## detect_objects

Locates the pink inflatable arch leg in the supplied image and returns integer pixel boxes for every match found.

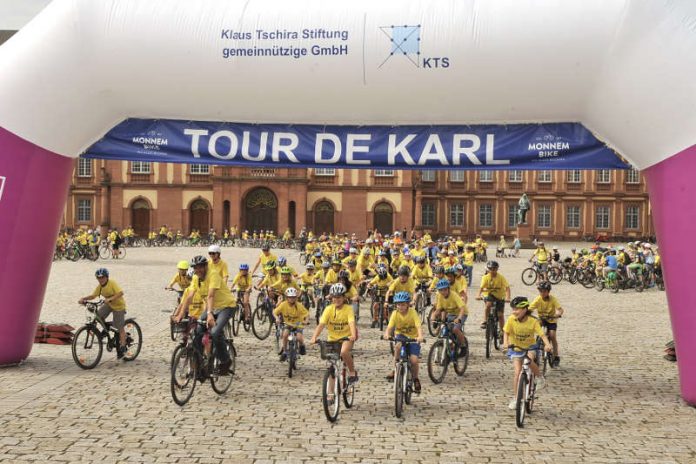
[0,127,73,364]
[644,145,696,406]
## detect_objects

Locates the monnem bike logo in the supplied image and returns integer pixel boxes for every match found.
[132,130,169,154]
[378,25,449,69]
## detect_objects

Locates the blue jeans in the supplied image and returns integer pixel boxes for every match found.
[197,307,233,363]
[465,266,473,287]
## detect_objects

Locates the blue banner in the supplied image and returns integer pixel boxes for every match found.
[84,119,629,169]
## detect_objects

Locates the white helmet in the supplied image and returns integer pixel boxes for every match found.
[208,244,221,254]
[285,287,298,298]
[349,247,358,254]
[330,283,347,296]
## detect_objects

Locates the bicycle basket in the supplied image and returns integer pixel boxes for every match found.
[320,341,342,360]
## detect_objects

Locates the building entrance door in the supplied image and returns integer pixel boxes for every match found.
[131,199,150,238]
[314,201,334,234]
[244,188,278,233]
[374,202,393,235]
[189,199,210,233]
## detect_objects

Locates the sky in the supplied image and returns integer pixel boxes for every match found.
[0,0,51,30]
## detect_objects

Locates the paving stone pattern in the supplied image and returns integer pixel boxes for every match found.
[1,245,694,463]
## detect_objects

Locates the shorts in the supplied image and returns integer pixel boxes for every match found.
[485,296,505,313]
[285,326,304,335]
[446,313,467,332]
[507,343,539,359]
[394,335,421,356]
[97,303,126,330]
[541,319,558,331]
[537,263,549,273]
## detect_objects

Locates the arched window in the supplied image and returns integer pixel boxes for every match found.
[314,201,334,234]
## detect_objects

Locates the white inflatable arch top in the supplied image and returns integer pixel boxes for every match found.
[1,0,696,405]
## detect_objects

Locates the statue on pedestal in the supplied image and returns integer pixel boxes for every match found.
[517,193,531,225]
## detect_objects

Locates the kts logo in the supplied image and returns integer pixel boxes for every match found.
[378,25,450,69]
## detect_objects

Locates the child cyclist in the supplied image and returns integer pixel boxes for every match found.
[502,296,552,410]
[231,264,253,323]
[166,260,192,296]
[430,278,468,351]
[274,287,309,361]
[367,265,394,328]
[311,283,359,385]
[383,291,424,393]
[529,281,564,367]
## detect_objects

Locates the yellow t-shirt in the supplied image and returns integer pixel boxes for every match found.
[231,272,252,291]
[183,286,204,319]
[271,278,301,296]
[412,265,433,282]
[192,271,236,311]
[324,269,340,285]
[259,252,278,273]
[208,259,230,281]
[273,301,309,327]
[529,295,562,323]
[388,278,416,295]
[369,274,393,290]
[260,272,281,288]
[503,315,544,351]
[463,251,475,267]
[298,272,316,287]
[479,273,509,300]
[533,248,549,264]
[320,304,355,342]
[168,272,191,290]
[90,279,126,311]
[347,268,362,286]
[453,276,467,294]
[388,308,421,339]
[435,291,467,316]
[343,284,358,300]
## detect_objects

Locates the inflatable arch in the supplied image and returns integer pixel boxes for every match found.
[1,0,695,404]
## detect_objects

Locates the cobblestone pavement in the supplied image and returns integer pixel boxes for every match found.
[1,245,694,463]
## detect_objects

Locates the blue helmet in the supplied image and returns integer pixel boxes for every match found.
[95,268,109,278]
[278,256,287,266]
[394,291,412,303]
[436,278,450,290]
[239,263,249,270]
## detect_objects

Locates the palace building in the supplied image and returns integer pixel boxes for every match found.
[65,160,653,240]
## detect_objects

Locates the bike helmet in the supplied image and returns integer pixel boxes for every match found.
[444,266,456,275]
[415,256,426,264]
[486,260,499,270]
[537,281,552,292]
[455,264,464,272]
[433,265,445,274]
[349,247,358,254]
[329,283,346,296]
[280,266,292,274]
[264,261,276,271]
[393,291,412,304]
[398,266,411,276]
[95,268,109,278]
[261,244,270,251]
[190,255,208,267]
[363,248,371,255]
[436,278,450,290]
[321,261,330,269]
[510,296,530,309]
[278,256,287,266]
[285,287,298,298]
[331,259,341,266]
[208,244,221,254]
[348,259,357,266]
[239,263,249,271]
[338,270,350,280]
[177,260,189,270]
[306,263,315,270]
[377,266,388,278]
[314,250,323,257]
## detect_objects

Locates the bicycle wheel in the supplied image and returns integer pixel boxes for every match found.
[72,325,103,369]
[122,319,142,361]
[87,248,99,261]
[515,373,528,427]
[581,273,596,289]
[99,246,110,260]
[427,340,448,384]
[404,367,413,405]
[485,322,493,359]
[322,368,340,422]
[595,279,605,292]
[521,268,538,286]
[231,307,240,337]
[274,323,281,354]
[251,305,272,340]
[117,247,126,259]
[170,318,177,341]
[542,351,549,377]
[548,267,562,285]
[526,375,536,413]
[171,345,197,406]
[427,306,439,337]
[211,342,235,395]
[394,364,405,418]
[378,303,386,331]
[343,378,355,409]
[453,338,469,376]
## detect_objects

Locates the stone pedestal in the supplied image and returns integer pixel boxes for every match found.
[516,223,532,247]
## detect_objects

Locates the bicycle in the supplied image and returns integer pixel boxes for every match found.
[414,282,431,324]
[595,269,620,293]
[318,339,355,422]
[538,322,560,376]
[479,295,504,358]
[72,300,142,369]
[508,344,541,428]
[166,288,184,341]
[251,287,275,340]
[426,321,468,384]
[387,338,425,418]
[521,262,553,286]
[284,323,305,378]
[231,290,251,336]
[170,317,236,406]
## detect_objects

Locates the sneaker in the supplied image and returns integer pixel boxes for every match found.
[536,376,546,390]
[371,320,378,329]
[299,345,306,356]
[279,352,287,362]
[386,372,395,382]
[553,356,561,367]
[413,378,422,394]
[508,399,517,410]
[480,321,487,329]
[347,374,359,385]
[116,346,125,360]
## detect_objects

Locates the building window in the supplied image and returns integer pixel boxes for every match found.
[566,170,581,183]
[508,204,520,228]
[537,205,552,228]
[596,206,611,229]
[538,170,552,183]
[479,204,493,228]
[315,168,336,176]
[374,169,394,177]
[566,206,581,229]
[422,203,436,227]
[190,164,210,174]
[449,170,465,182]
[479,170,493,182]
[597,169,611,184]
[508,170,523,182]
[625,169,640,184]
[131,162,151,174]
[625,205,640,229]
[77,199,92,222]
[77,158,92,177]
[449,204,464,227]
[421,171,435,182]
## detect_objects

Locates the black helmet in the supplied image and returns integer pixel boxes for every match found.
[486,260,499,270]
[398,266,411,277]
[537,281,552,291]
[510,296,530,309]
[338,270,350,280]
[190,255,208,267]
[433,265,445,274]
[95,268,109,278]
